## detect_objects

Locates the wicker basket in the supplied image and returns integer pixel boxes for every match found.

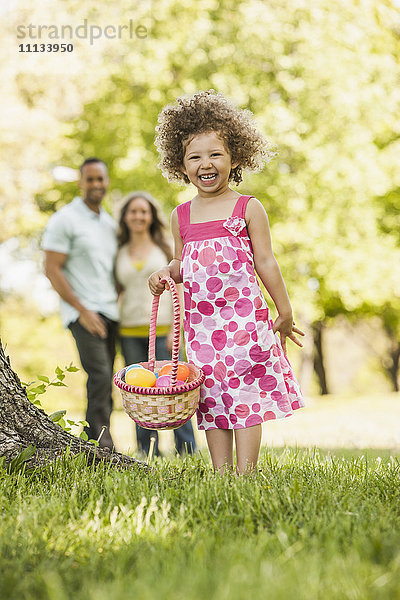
[113,276,204,430]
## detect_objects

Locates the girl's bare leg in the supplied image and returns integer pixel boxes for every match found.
[205,429,234,473]
[234,424,262,474]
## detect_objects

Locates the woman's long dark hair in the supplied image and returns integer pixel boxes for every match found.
[117,191,173,262]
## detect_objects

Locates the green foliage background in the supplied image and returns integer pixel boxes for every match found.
[2,0,400,388]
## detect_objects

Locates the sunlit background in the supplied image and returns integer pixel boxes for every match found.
[1,0,399,454]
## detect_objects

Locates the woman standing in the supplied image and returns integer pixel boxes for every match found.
[115,191,196,457]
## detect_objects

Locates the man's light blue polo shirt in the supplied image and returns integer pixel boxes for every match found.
[41,197,119,328]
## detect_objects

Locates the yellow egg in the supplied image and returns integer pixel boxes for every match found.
[125,368,157,387]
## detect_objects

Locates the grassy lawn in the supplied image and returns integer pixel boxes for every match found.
[2,298,400,598]
[1,448,399,600]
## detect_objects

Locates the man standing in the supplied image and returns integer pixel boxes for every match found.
[42,158,118,449]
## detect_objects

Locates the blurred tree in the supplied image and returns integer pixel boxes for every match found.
[1,0,150,239]
[380,305,400,392]
[373,187,400,390]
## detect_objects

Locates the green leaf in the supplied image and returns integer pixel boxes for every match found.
[37,375,50,383]
[7,445,36,474]
[66,364,79,372]
[29,384,46,395]
[49,410,67,423]
[50,381,67,387]
[79,431,89,441]
[55,366,65,380]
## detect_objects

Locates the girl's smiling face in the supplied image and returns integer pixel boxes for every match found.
[181,131,238,197]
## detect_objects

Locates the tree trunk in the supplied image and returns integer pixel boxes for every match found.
[312,320,329,395]
[381,326,400,392]
[0,338,147,471]
[296,316,314,397]
[388,347,400,392]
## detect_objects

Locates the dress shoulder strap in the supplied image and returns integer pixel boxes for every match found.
[232,195,254,219]
[176,200,191,238]
[176,200,190,224]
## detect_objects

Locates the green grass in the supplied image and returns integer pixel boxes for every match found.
[1,448,400,600]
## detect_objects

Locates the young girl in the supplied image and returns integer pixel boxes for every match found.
[149,90,304,474]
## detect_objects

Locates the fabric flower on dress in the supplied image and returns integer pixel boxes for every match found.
[223,216,247,236]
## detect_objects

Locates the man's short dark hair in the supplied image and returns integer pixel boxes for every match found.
[79,157,107,173]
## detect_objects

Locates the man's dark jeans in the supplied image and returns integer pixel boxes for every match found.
[69,314,118,448]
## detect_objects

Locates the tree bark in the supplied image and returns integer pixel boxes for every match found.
[381,325,400,392]
[387,347,400,392]
[0,338,148,471]
[312,320,329,395]
[296,315,313,397]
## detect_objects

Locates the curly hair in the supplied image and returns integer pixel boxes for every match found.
[117,191,172,262]
[155,90,275,185]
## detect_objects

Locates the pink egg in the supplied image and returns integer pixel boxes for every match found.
[155,375,185,388]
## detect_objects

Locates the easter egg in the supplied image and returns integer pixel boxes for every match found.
[155,375,185,388]
[158,362,190,382]
[125,368,156,387]
[125,363,142,373]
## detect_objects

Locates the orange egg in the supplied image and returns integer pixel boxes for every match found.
[125,368,157,387]
[158,362,190,382]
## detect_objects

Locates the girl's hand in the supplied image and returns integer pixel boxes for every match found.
[148,268,171,296]
[273,315,305,356]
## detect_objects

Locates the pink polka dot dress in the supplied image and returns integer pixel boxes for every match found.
[177,195,304,430]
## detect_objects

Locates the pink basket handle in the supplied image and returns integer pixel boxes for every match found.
[148,276,181,385]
